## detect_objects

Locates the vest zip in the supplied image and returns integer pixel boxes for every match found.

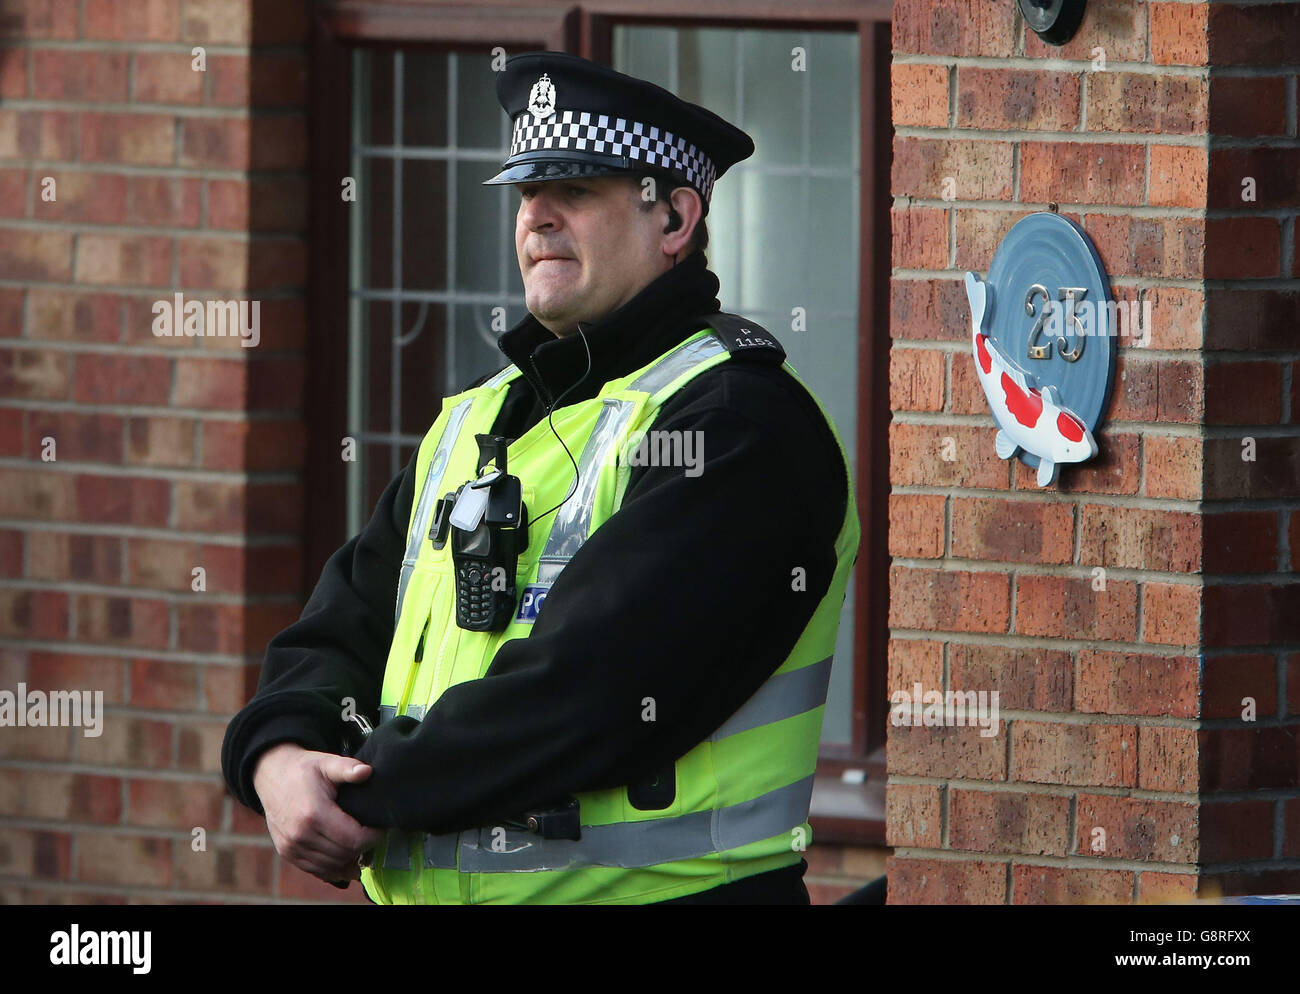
[400,614,431,716]
[430,621,463,723]
[528,320,593,415]
[528,353,555,411]
[414,617,430,662]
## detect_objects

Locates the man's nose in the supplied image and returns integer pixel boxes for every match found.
[519,187,560,230]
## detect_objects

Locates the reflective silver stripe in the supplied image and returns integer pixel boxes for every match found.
[709,657,833,742]
[395,398,474,623]
[418,775,814,872]
[405,705,425,721]
[378,704,397,725]
[534,397,637,587]
[383,832,412,870]
[484,365,520,390]
[629,332,725,396]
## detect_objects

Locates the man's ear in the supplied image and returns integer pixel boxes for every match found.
[663,186,702,256]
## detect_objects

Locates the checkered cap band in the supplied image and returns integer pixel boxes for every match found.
[508,110,719,203]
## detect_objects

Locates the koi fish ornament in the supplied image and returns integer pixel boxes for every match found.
[965,271,1097,487]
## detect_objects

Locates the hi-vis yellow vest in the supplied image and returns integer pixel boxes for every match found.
[360,319,860,905]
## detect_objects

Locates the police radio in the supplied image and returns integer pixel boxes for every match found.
[428,434,529,632]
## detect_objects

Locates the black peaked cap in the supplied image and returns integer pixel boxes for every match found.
[482,51,754,215]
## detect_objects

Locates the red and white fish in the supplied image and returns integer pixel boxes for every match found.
[965,271,1097,487]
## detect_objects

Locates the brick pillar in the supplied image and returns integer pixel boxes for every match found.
[887,0,1299,903]
[1199,1,1300,896]
[0,0,330,901]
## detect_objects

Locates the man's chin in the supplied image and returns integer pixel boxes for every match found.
[526,290,578,323]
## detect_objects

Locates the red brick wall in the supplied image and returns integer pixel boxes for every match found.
[887,0,1300,903]
[0,0,334,901]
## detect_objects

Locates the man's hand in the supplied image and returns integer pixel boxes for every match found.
[253,742,386,885]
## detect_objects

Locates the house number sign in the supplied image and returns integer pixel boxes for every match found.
[965,211,1117,487]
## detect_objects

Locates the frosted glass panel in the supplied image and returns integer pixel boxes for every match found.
[740,32,805,167]
[615,26,675,84]
[808,35,859,169]
[807,175,859,304]
[689,31,740,124]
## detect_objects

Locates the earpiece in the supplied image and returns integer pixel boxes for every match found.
[663,208,682,234]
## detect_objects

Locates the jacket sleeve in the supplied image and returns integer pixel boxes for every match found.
[334,362,849,833]
[219,450,415,814]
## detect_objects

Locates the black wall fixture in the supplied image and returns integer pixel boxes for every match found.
[1018,0,1087,46]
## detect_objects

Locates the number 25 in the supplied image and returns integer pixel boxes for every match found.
[1024,285,1087,363]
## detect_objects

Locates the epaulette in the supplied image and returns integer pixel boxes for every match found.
[697,311,787,364]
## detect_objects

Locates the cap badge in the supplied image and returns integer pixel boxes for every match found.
[527,72,556,122]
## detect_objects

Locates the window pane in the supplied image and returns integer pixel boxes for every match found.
[612,26,675,85]
[739,31,805,168]
[360,156,392,290]
[401,158,448,292]
[807,175,858,305]
[808,33,858,170]
[361,50,393,147]
[457,53,504,151]
[738,169,805,312]
[404,51,448,148]
[455,159,504,296]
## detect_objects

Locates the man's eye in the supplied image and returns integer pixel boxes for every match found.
[518,185,586,201]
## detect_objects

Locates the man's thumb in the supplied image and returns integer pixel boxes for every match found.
[322,755,373,784]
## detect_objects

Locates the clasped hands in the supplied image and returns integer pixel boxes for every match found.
[252,742,385,886]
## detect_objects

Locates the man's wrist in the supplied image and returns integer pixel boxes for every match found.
[252,741,305,799]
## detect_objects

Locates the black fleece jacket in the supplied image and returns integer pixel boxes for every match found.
[220,251,849,904]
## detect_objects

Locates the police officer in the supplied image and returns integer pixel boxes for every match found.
[221,51,859,905]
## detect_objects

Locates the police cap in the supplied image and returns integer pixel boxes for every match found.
[482,51,754,215]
